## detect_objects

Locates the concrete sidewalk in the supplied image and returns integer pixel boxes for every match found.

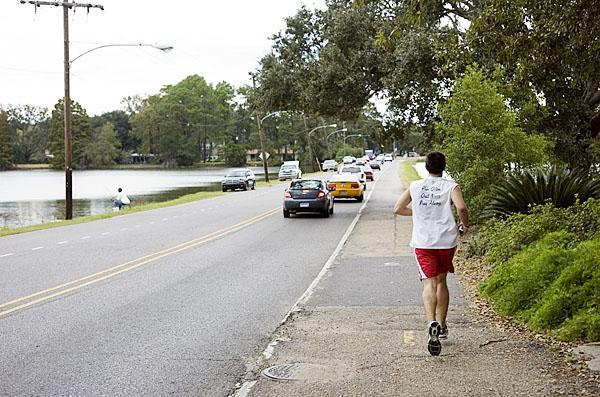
[234,161,595,396]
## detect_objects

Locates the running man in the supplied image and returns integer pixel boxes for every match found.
[394,152,469,356]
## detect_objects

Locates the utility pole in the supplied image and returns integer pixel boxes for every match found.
[251,76,270,182]
[20,1,104,220]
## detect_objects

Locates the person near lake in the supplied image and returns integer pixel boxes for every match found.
[114,187,131,210]
[393,152,469,356]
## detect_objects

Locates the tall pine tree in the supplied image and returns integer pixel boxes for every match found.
[0,111,14,170]
[48,99,92,169]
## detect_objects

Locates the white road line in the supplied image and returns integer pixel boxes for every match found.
[0,253,14,258]
[120,228,128,232]
[101,232,110,235]
[172,215,179,219]
[81,236,91,240]
[161,218,168,221]
[57,241,68,245]
[32,247,44,251]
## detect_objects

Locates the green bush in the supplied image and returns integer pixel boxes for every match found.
[480,232,576,317]
[466,198,600,266]
[481,235,600,342]
[531,238,600,341]
[483,166,600,219]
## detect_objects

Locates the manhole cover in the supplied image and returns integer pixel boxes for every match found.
[262,363,330,381]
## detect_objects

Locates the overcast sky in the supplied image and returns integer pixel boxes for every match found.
[0,0,323,116]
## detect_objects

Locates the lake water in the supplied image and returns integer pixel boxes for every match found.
[0,167,278,229]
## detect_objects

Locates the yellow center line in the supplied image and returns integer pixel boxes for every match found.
[0,207,280,318]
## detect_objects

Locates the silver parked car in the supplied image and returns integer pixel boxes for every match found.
[322,159,338,171]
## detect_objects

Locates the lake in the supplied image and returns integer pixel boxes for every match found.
[0,167,278,229]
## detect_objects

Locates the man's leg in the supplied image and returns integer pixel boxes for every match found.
[422,278,438,322]
[435,272,449,326]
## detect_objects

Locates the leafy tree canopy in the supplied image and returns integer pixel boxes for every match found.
[47,99,92,169]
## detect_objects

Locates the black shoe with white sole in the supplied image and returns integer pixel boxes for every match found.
[439,324,448,340]
[427,321,442,356]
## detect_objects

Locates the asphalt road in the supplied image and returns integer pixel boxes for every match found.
[0,165,394,396]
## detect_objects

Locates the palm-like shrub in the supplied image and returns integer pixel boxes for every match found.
[483,166,600,219]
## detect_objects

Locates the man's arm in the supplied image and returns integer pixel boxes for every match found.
[394,189,412,216]
[451,185,469,234]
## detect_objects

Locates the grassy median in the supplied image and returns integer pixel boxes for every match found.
[398,159,422,188]
[0,191,223,238]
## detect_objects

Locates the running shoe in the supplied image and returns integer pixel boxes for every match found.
[439,324,448,340]
[427,321,442,356]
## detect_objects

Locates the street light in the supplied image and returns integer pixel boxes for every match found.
[326,128,348,141]
[62,42,172,219]
[307,124,336,171]
[254,110,290,182]
[70,43,173,64]
[343,134,364,143]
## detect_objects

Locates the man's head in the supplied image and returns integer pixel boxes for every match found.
[425,152,446,175]
[118,188,122,193]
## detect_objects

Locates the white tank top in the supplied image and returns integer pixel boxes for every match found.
[409,176,458,249]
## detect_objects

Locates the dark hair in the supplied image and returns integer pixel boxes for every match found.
[425,152,446,175]
[118,188,122,192]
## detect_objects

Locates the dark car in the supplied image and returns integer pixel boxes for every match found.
[222,169,256,191]
[283,179,334,218]
[369,160,380,170]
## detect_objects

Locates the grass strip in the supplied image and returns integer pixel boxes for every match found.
[0,191,224,238]
[398,160,422,188]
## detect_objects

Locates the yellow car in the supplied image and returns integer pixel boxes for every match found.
[327,174,364,202]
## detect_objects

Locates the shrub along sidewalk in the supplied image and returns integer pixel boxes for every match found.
[463,199,600,343]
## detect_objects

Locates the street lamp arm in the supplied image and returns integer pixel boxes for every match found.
[308,123,337,136]
[343,134,364,143]
[70,43,173,65]
[326,128,348,140]
[260,110,291,123]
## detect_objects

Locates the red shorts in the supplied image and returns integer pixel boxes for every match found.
[414,248,456,280]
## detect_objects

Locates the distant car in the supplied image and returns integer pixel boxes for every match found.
[327,174,364,202]
[279,161,302,180]
[356,158,367,166]
[222,169,256,191]
[384,154,393,162]
[283,179,334,218]
[339,165,367,189]
[322,159,338,171]
[408,151,419,157]
[376,154,385,164]
[342,156,356,164]
[369,160,381,170]
[362,164,374,181]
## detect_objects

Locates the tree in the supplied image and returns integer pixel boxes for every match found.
[91,111,137,155]
[254,3,384,119]
[84,122,121,168]
[47,99,92,169]
[5,105,49,163]
[221,143,247,167]
[436,68,550,219]
[0,111,14,170]
[131,75,235,167]
[468,0,600,167]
